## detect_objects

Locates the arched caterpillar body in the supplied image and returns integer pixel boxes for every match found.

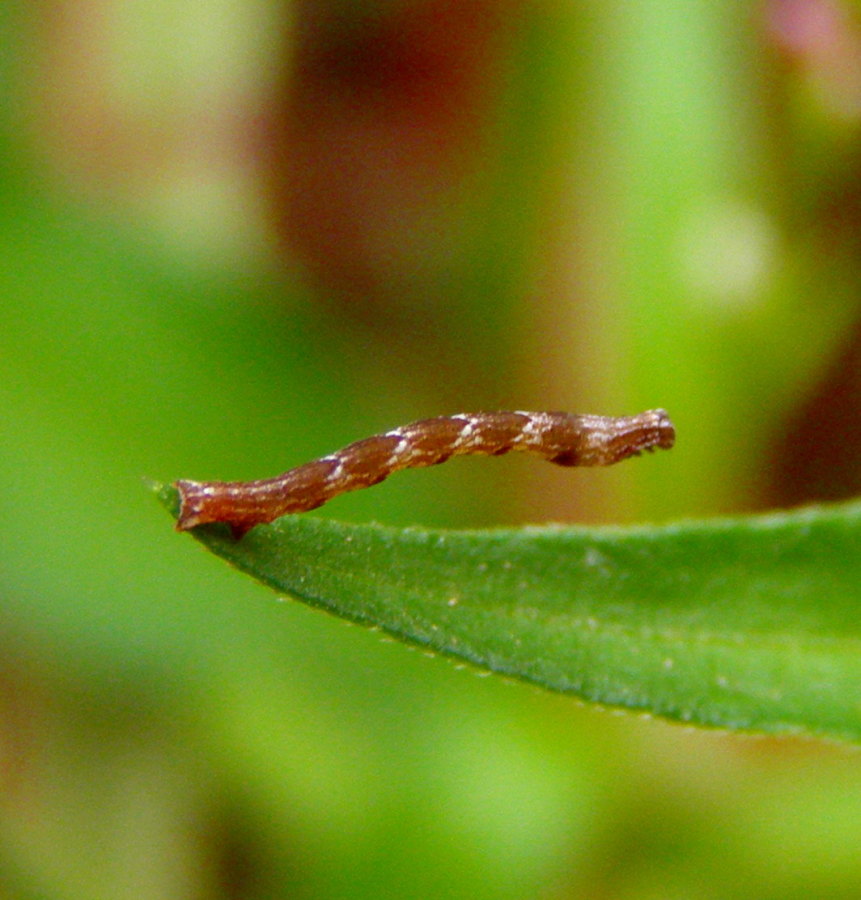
[175,409,675,538]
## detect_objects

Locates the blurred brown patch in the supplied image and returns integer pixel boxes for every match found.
[268,0,517,317]
[770,319,861,505]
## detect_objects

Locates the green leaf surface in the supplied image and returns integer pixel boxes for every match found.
[158,484,861,743]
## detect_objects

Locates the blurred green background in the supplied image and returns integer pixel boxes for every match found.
[4,0,861,896]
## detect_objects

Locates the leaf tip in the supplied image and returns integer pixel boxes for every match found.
[148,478,181,521]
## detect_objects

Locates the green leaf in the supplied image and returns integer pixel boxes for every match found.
[157,484,861,743]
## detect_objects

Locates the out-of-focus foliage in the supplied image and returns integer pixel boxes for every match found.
[4,1,861,898]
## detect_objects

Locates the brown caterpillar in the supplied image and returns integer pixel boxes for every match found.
[176,409,675,538]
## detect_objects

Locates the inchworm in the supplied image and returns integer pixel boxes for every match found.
[175,409,675,538]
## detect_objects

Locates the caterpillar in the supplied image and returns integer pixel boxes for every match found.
[175,409,675,538]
